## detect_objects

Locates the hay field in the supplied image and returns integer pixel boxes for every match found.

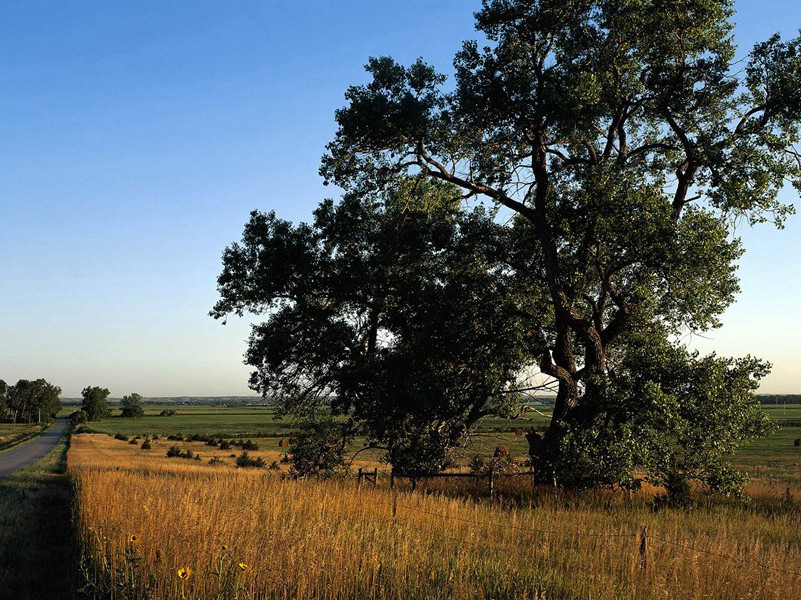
[70,434,801,599]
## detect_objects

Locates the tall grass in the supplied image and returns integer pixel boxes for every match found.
[70,434,801,599]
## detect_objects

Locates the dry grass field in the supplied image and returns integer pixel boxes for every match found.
[69,433,801,600]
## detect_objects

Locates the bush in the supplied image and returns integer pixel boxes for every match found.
[141,438,152,450]
[468,454,486,475]
[206,438,219,447]
[159,409,176,417]
[114,433,128,442]
[208,457,225,465]
[128,438,138,445]
[219,440,231,450]
[166,445,181,458]
[69,410,89,425]
[241,439,259,451]
[236,451,265,468]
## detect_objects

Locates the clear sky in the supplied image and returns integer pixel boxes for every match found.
[0,1,799,397]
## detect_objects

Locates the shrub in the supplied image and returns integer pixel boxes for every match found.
[206,438,219,447]
[468,455,486,475]
[141,438,152,450]
[114,433,128,442]
[166,445,181,458]
[236,452,265,468]
[69,410,89,425]
[269,461,280,470]
[241,439,259,451]
[208,457,225,465]
[128,438,138,445]
[219,440,231,450]
[159,409,176,417]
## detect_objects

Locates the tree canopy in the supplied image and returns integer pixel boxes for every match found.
[120,393,145,418]
[1,379,62,424]
[81,386,111,422]
[215,0,800,492]
[213,181,532,474]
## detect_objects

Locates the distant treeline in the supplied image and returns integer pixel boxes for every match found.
[758,395,801,405]
[61,396,275,407]
[61,394,797,409]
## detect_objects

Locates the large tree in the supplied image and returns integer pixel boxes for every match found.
[316,0,800,489]
[213,181,533,474]
[81,386,111,422]
[5,379,61,424]
[120,393,145,418]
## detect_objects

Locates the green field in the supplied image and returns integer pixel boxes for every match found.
[80,405,296,438]
[75,403,801,485]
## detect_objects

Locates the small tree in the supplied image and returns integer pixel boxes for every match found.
[69,410,89,426]
[290,416,349,478]
[120,393,145,418]
[81,386,111,421]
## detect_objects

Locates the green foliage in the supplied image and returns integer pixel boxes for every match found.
[240,439,259,451]
[235,451,265,468]
[81,387,111,421]
[310,0,801,490]
[69,410,89,426]
[213,181,530,473]
[140,437,152,450]
[114,433,128,441]
[120,393,145,418]
[289,417,349,478]
[3,379,62,424]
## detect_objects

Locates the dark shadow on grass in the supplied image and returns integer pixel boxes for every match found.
[0,427,72,600]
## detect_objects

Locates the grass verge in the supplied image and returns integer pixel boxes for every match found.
[0,424,72,600]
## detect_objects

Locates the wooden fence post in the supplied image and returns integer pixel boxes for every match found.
[488,469,494,498]
[639,526,648,572]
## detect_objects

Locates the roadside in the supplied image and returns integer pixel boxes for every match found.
[0,421,53,454]
[0,419,67,476]
[0,423,72,600]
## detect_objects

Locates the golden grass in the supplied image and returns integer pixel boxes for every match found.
[70,434,801,599]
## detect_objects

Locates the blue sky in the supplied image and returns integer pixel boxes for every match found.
[0,1,799,397]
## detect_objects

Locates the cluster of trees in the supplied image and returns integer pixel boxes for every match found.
[0,378,62,424]
[213,0,801,493]
[71,388,145,424]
